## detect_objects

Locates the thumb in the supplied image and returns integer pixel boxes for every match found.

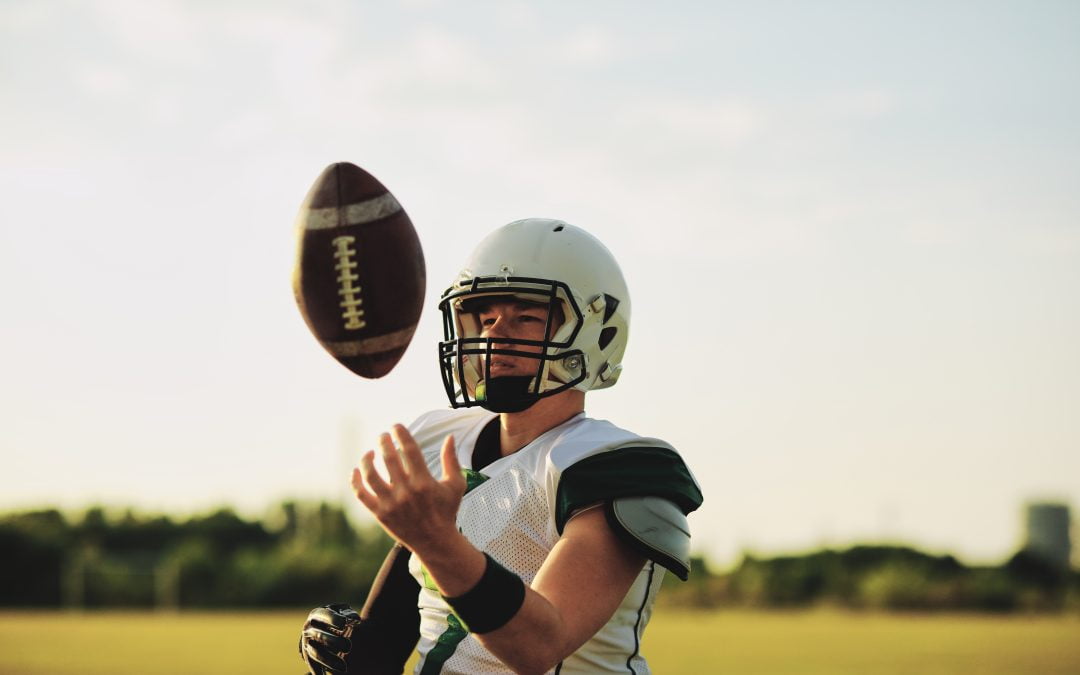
[439,435,464,491]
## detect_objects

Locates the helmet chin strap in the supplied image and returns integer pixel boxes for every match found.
[476,376,540,413]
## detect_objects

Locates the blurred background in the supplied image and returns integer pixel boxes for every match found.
[2,0,1079,672]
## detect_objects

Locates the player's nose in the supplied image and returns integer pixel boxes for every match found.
[483,314,511,339]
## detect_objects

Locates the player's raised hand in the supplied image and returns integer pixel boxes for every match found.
[351,425,465,556]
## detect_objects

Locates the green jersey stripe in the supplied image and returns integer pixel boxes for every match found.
[419,613,469,675]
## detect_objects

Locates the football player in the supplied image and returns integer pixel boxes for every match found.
[301,218,702,674]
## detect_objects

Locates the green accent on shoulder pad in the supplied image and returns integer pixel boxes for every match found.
[555,446,703,533]
[462,468,490,494]
[420,613,469,675]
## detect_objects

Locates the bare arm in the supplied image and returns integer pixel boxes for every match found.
[352,425,645,674]
[485,506,645,672]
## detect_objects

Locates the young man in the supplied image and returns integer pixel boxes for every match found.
[301,218,702,674]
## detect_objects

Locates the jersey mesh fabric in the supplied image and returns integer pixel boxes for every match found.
[458,467,550,583]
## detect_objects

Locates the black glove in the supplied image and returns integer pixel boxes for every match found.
[300,603,362,674]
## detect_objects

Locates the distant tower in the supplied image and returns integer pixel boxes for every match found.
[1024,502,1072,570]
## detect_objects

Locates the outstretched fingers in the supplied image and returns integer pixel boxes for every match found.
[351,462,377,512]
[392,424,431,483]
[349,427,467,556]
[358,449,392,497]
[378,431,408,484]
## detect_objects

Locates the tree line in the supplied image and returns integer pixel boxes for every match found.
[666,545,1078,612]
[2,503,1076,612]
[0,502,393,609]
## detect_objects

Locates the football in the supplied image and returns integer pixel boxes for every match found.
[292,162,426,378]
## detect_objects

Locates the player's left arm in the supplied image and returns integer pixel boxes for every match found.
[351,425,650,674]
[483,505,646,673]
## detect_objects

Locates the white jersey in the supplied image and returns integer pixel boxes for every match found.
[405,408,699,675]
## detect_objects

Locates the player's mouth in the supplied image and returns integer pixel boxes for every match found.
[487,357,533,375]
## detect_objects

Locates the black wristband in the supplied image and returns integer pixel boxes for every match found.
[442,553,526,634]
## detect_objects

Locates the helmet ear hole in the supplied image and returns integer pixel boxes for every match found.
[599,327,617,351]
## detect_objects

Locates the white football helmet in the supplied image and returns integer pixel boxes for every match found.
[438,218,631,411]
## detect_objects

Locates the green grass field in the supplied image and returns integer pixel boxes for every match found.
[1,609,1078,674]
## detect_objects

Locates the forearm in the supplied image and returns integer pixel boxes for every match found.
[417,539,569,674]
[477,591,573,674]
[452,572,603,674]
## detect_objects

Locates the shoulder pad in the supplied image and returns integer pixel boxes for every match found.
[605,496,692,581]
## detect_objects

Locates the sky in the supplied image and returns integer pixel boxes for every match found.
[1,0,1078,568]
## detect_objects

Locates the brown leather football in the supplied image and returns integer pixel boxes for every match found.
[292,162,426,378]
